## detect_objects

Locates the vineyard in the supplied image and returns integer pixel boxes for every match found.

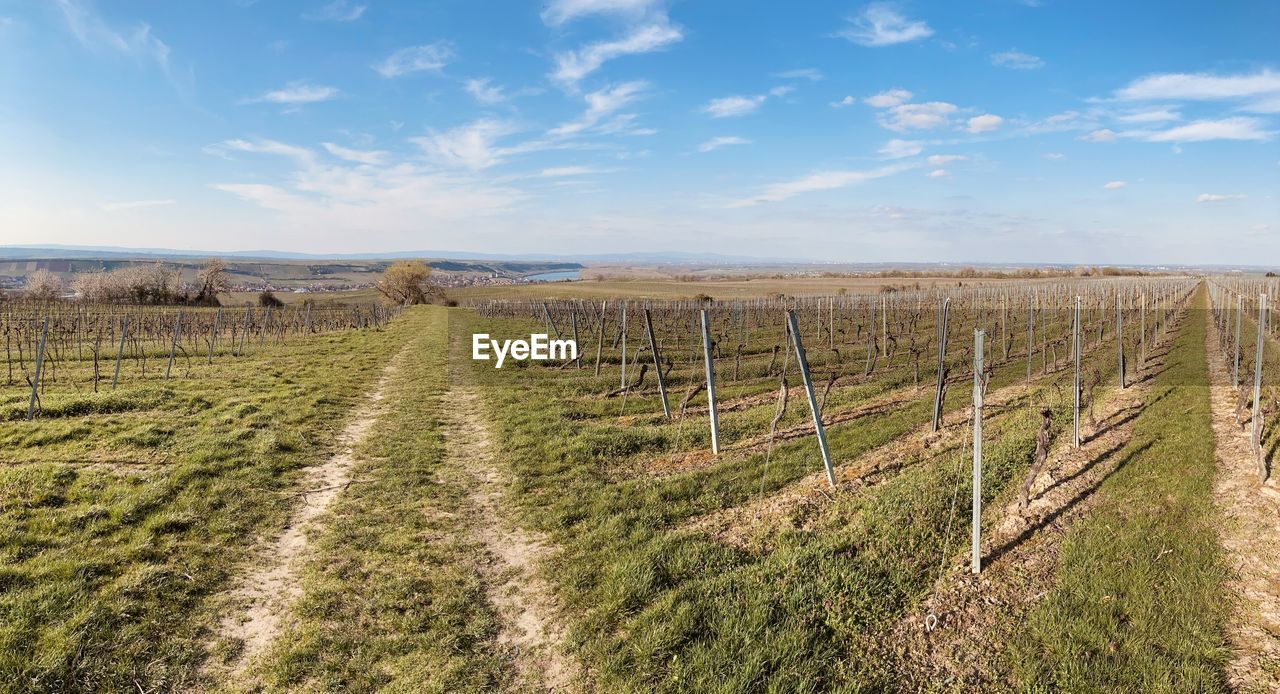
[2,276,1279,692]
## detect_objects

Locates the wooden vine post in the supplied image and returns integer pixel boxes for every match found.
[931,298,951,432]
[787,310,836,488]
[1234,294,1243,388]
[1116,293,1125,389]
[208,307,222,365]
[595,300,607,377]
[644,309,670,418]
[27,318,49,421]
[700,309,721,455]
[112,314,129,390]
[164,310,183,380]
[620,304,627,389]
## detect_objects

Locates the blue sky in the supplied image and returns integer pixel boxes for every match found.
[1,0,1277,263]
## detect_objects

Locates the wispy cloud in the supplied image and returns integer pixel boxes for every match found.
[1103,180,1127,189]
[697,136,751,152]
[412,119,523,170]
[322,142,387,165]
[244,82,339,105]
[465,78,506,104]
[1114,69,1280,101]
[878,139,923,159]
[837,4,933,47]
[926,154,967,165]
[1115,108,1180,123]
[701,94,767,118]
[303,0,366,22]
[990,50,1044,70]
[204,138,315,162]
[551,20,682,87]
[831,96,857,108]
[1126,117,1271,142]
[101,199,175,212]
[538,165,603,177]
[541,0,661,26]
[727,162,914,207]
[1197,193,1247,203]
[773,68,824,81]
[549,81,650,137]
[374,43,453,78]
[54,0,170,69]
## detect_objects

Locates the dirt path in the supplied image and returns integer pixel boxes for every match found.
[208,344,409,682]
[1205,315,1280,691]
[444,374,578,691]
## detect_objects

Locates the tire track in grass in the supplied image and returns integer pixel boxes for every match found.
[448,352,579,691]
[1205,310,1280,691]
[206,342,410,681]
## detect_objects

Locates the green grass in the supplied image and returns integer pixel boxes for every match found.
[253,306,509,692]
[0,311,415,692]
[1011,292,1230,691]
[455,302,1140,691]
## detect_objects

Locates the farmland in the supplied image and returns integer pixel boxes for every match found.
[3,275,1280,692]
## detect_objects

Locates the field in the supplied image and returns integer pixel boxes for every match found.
[3,276,1280,692]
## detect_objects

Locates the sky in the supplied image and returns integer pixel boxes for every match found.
[0,0,1277,264]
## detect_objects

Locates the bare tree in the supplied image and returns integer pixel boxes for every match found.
[376,260,437,305]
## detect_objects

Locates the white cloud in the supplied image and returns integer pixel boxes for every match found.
[926,154,966,165]
[1103,181,1126,189]
[1082,128,1118,143]
[878,101,957,131]
[769,85,796,98]
[698,136,752,152]
[927,169,949,178]
[727,162,914,207]
[967,114,1004,133]
[541,0,660,25]
[101,199,175,212]
[1137,117,1271,142]
[773,68,824,81]
[864,88,913,108]
[465,78,506,104]
[878,139,924,159]
[246,82,339,105]
[204,139,315,162]
[211,148,523,232]
[702,94,767,118]
[990,50,1044,70]
[322,142,387,165]
[550,81,649,137]
[1115,108,1180,123]
[374,43,453,78]
[551,20,682,86]
[837,4,934,47]
[303,0,366,21]
[1196,193,1247,203]
[411,119,522,169]
[1045,152,1065,160]
[1114,69,1280,101]
[832,96,857,108]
